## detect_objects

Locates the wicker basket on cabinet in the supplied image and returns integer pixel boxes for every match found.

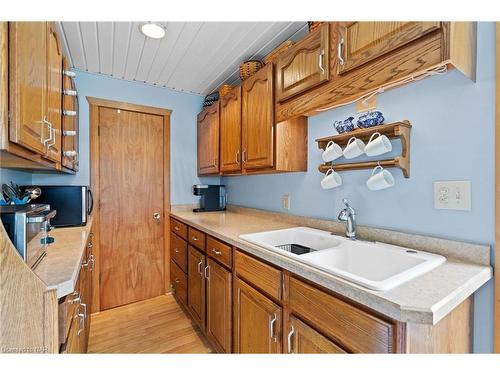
[239,60,263,81]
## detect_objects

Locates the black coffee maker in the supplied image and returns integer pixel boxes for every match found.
[193,185,226,212]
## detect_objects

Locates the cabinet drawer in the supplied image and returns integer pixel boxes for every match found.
[188,227,206,251]
[170,261,187,307]
[288,276,396,353]
[171,218,188,239]
[170,233,188,272]
[234,250,282,300]
[206,236,232,268]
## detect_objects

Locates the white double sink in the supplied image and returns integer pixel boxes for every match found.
[239,227,445,291]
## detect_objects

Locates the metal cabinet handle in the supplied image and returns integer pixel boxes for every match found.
[192,236,198,241]
[318,49,325,74]
[287,325,295,353]
[174,226,180,231]
[204,265,209,280]
[269,313,277,342]
[81,258,89,268]
[89,254,95,271]
[197,260,203,275]
[174,278,180,284]
[63,130,77,136]
[338,38,345,66]
[174,248,179,253]
[242,150,246,163]
[212,248,222,255]
[69,291,81,305]
[153,212,161,220]
[77,302,86,336]
[41,118,52,146]
[236,150,240,164]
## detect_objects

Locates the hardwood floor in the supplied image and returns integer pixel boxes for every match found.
[87,294,213,353]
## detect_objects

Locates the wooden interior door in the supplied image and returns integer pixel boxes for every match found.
[197,103,219,175]
[220,86,242,173]
[99,107,165,310]
[286,315,346,354]
[45,23,62,163]
[338,22,441,74]
[8,22,47,154]
[206,258,232,352]
[241,63,274,170]
[233,277,282,353]
[276,23,330,102]
[187,246,206,329]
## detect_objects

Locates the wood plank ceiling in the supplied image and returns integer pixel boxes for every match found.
[56,22,307,95]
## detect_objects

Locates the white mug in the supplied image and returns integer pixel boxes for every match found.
[322,140,343,162]
[321,168,342,190]
[365,132,392,157]
[343,137,365,159]
[366,165,395,191]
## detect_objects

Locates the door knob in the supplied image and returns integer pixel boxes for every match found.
[153,212,161,220]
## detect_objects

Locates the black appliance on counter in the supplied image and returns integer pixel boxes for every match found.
[193,184,226,212]
[23,185,93,227]
[0,204,56,269]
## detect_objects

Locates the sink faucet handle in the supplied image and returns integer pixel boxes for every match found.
[342,198,355,215]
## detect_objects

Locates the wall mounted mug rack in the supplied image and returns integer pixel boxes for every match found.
[316,120,411,178]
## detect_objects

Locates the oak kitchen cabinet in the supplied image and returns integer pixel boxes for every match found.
[0,21,78,172]
[275,22,330,102]
[219,86,242,173]
[275,22,476,122]
[170,214,474,354]
[197,102,220,175]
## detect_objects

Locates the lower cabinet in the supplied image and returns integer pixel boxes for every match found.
[285,315,346,354]
[206,258,232,353]
[61,229,94,353]
[233,277,282,353]
[187,246,206,329]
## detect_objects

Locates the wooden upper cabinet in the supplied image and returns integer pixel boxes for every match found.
[337,21,441,74]
[8,22,47,154]
[206,258,232,353]
[45,23,62,163]
[197,103,220,175]
[233,277,282,353]
[219,86,242,173]
[241,64,274,170]
[187,246,206,329]
[286,315,347,354]
[276,23,330,102]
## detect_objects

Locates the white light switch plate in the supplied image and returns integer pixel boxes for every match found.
[434,181,471,211]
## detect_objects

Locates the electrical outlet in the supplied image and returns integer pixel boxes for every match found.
[282,194,290,210]
[434,181,471,211]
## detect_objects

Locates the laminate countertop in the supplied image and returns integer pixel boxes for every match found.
[171,206,492,325]
[34,217,93,299]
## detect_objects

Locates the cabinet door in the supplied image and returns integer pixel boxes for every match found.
[276,23,329,102]
[286,316,346,354]
[187,246,206,329]
[233,277,282,353]
[241,63,274,170]
[219,86,242,173]
[197,103,219,175]
[338,22,441,74]
[8,22,47,154]
[45,23,62,163]
[206,258,232,353]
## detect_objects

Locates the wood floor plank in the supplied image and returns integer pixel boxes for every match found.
[87,294,213,353]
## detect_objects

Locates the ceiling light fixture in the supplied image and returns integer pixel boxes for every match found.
[140,22,166,39]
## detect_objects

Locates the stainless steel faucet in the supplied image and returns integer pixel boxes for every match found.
[337,199,356,240]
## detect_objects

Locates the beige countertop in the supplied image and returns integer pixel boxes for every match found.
[34,217,93,299]
[171,205,492,325]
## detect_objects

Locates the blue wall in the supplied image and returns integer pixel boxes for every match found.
[0,169,32,185]
[30,71,219,204]
[223,22,495,352]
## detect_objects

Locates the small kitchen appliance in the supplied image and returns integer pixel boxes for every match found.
[192,185,226,212]
[0,204,56,269]
[23,185,93,227]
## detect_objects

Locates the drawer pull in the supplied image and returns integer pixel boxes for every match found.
[174,226,180,231]
[269,313,277,342]
[174,248,179,253]
[192,236,198,241]
[212,248,222,255]
[287,325,295,353]
[197,260,203,275]
[174,278,180,284]
[338,38,345,66]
